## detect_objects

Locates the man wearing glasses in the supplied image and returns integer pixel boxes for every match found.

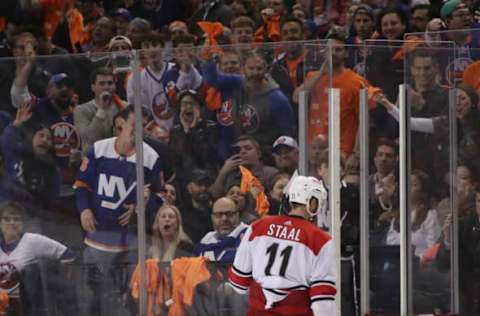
[426,0,479,83]
[194,197,248,262]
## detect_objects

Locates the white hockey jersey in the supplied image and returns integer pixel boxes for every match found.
[228,215,337,315]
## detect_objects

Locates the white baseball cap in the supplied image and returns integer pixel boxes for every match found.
[272,136,298,152]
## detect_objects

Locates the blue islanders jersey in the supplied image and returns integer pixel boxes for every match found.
[194,222,248,262]
[74,137,164,252]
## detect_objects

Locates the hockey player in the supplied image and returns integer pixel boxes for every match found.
[228,175,337,315]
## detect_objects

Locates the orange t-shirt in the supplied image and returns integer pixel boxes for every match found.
[307,68,379,156]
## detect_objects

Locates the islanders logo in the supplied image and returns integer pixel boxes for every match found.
[151,90,174,120]
[51,122,81,158]
[217,100,234,126]
[239,104,259,131]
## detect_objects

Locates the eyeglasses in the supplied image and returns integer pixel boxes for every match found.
[1,216,22,223]
[211,210,238,219]
[451,10,472,19]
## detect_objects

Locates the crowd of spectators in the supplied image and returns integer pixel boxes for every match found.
[0,0,479,314]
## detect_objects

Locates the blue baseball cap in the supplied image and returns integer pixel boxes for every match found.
[49,73,73,87]
[114,8,132,22]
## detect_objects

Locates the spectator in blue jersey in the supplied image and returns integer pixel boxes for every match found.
[202,50,294,163]
[195,197,248,262]
[74,105,164,316]
[0,104,60,211]
[113,107,175,184]
[149,204,193,261]
[203,49,242,162]
[10,71,80,188]
[74,67,128,155]
[181,169,214,244]
[169,89,219,187]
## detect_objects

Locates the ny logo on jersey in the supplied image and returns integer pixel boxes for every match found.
[97,174,136,210]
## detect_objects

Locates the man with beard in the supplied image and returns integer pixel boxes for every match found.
[74,67,127,155]
[181,169,215,244]
[11,71,80,187]
[270,16,307,120]
[294,34,378,159]
[82,16,116,53]
[195,197,248,261]
[272,135,299,176]
[203,50,293,163]
[210,135,278,199]
[346,5,375,75]
[426,0,479,83]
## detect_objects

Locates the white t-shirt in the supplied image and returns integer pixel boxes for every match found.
[0,233,69,271]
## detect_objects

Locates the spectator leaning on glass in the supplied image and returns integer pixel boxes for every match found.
[73,105,164,316]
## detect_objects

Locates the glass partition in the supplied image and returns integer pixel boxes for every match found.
[0,37,464,316]
[407,29,480,315]
[405,43,457,315]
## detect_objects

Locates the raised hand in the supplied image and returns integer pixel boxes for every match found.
[13,103,33,127]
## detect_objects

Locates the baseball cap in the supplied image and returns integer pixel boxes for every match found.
[353,5,374,20]
[114,8,132,22]
[49,73,73,87]
[189,169,214,185]
[108,35,132,50]
[440,0,461,19]
[272,136,299,153]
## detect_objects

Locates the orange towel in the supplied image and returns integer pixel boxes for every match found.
[67,8,92,52]
[169,257,211,316]
[420,242,441,268]
[0,291,8,315]
[255,13,281,42]
[130,259,171,316]
[239,166,270,217]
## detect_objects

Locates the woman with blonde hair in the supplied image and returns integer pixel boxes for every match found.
[150,205,194,261]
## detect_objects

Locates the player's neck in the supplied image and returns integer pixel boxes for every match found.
[288,208,308,219]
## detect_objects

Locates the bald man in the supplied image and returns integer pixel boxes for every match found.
[194,197,249,262]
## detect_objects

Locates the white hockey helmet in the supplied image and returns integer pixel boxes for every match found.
[286,175,326,217]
